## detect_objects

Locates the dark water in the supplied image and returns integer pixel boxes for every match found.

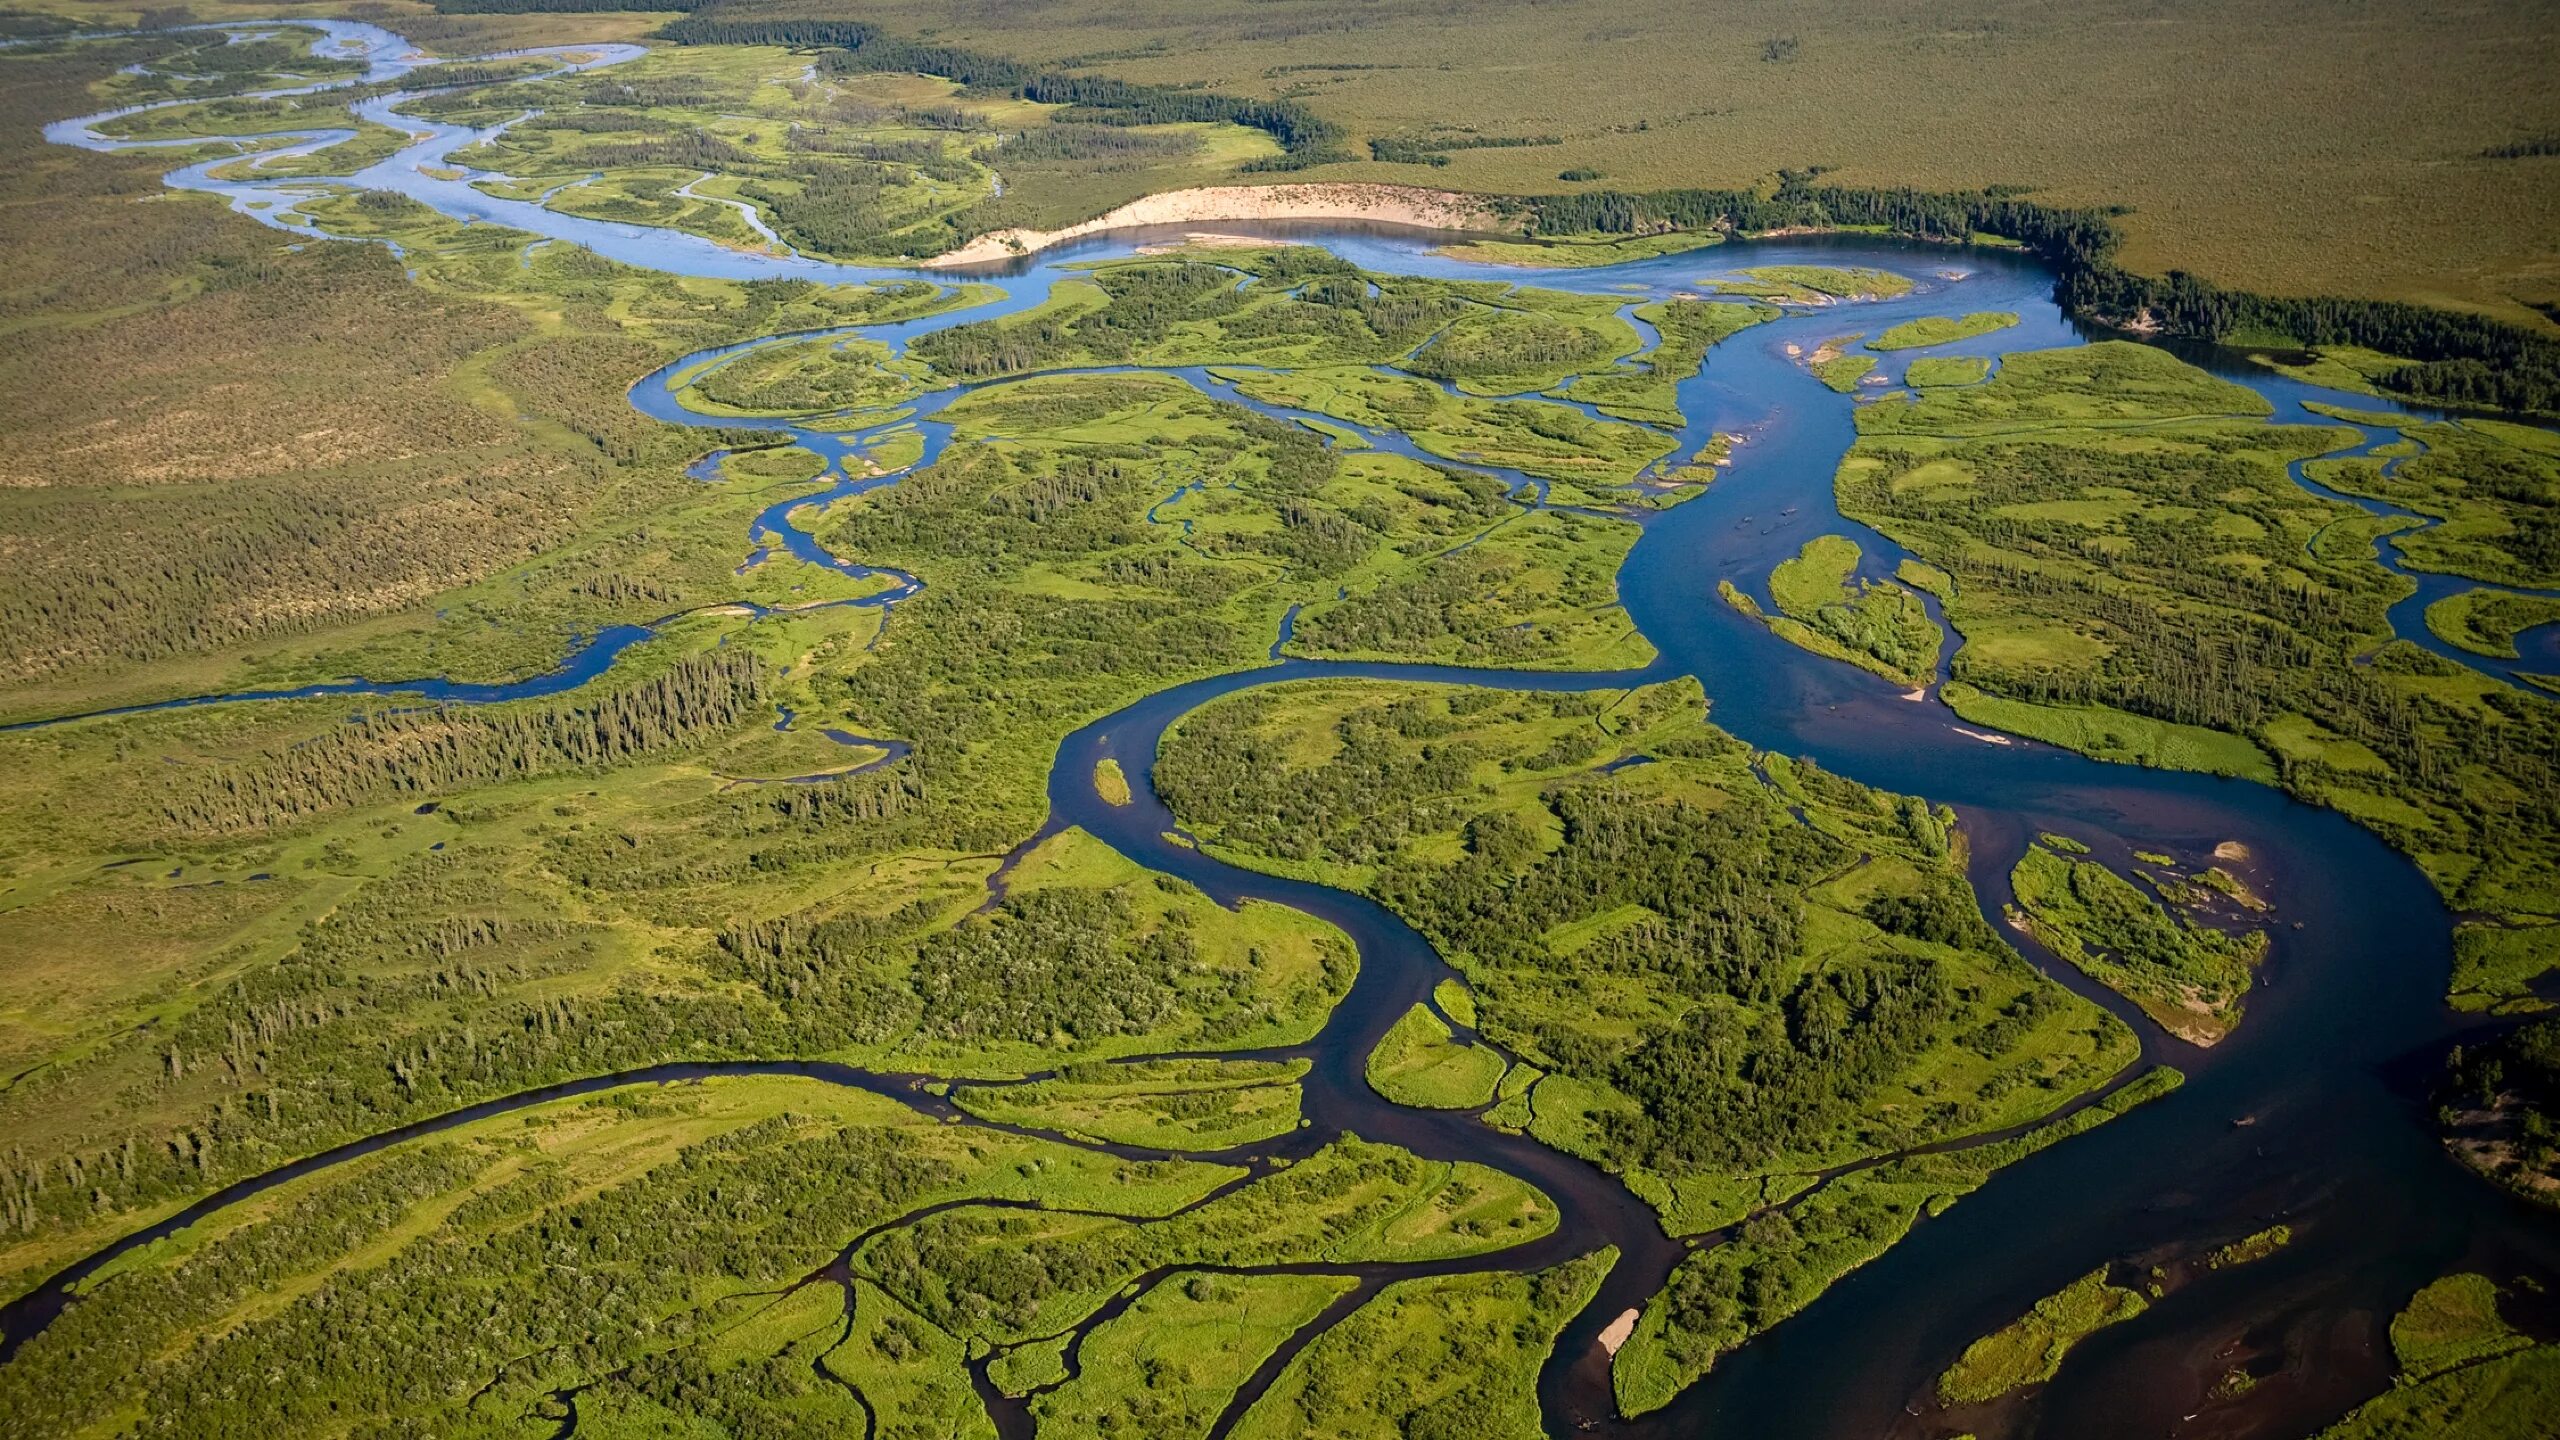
[17,22,2560,1440]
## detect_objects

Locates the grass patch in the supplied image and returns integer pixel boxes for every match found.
[953,1059,1308,1149]
[1712,266,1914,303]
[1234,1248,1615,1439]
[1869,311,2019,351]
[2426,589,2560,660]
[1936,1266,2149,1406]
[1032,1271,1358,1436]
[1368,1002,1509,1109]
[1906,355,1992,387]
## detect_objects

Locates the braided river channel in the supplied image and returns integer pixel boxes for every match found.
[12,19,2560,1439]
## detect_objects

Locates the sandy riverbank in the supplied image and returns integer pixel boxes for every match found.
[921,183,1515,268]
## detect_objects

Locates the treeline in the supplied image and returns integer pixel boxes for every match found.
[165,649,768,832]
[1369,132,1560,166]
[1520,175,2560,415]
[659,12,1347,168]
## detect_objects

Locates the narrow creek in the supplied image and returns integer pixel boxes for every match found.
[12,20,2560,1440]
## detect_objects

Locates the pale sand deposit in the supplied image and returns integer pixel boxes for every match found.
[923,184,1512,267]
[1598,1308,1641,1356]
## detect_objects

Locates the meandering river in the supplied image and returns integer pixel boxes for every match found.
[14,21,2560,1439]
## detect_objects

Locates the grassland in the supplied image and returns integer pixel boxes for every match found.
[1907,355,1993,388]
[661,0,2560,329]
[1608,1068,2181,1415]
[1561,297,1773,427]
[1434,231,1726,269]
[1807,333,1876,392]
[417,40,1282,264]
[1712,267,1915,304]
[0,1072,1252,1436]
[0,23,1813,1373]
[0,151,1737,1329]
[2451,922,2560,1014]
[1160,678,2138,1223]
[0,34,1863,1434]
[2393,1273,2534,1379]
[0,1064,1576,1437]
[3,10,2551,1433]
[2305,416,2560,588]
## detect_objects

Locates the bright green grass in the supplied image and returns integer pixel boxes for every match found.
[1737,534,1943,686]
[1031,1271,1356,1438]
[952,1060,1308,1149]
[1869,311,2019,351]
[1712,266,1915,303]
[1611,1069,2181,1417]
[2317,1276,2559,1439]
[2316,1346,2560,1440]
[1941,683,2278,782]
[2450,922,2560,1013]
[1561,298,1774,426]
[2393,1273,2533,1379]
[2008,838,2268,1044]
[1433,977,1479,1028]
[2425,589,2560,660]
[829,1280,996,1438]
[1367,1002,1509,1109]
[1811,335,1877,392]
[2205,1224,2293,1268]
[1906,355,1993,387]
[1435,230,1726,268]
[1161,676,2141,1266]
[1234,1248,1615,1440]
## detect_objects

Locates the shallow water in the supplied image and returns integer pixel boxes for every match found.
[14,22,2560,1439]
